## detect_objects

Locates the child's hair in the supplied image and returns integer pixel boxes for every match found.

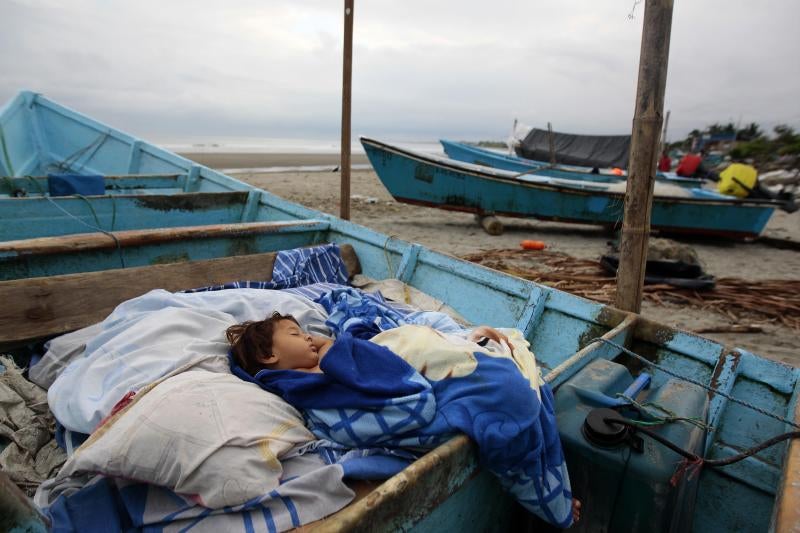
[226,312,300,375]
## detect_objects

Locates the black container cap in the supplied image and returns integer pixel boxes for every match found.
[582,408,630,448]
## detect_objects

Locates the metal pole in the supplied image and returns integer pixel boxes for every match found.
[614,0,674,313]
[340,0,354,220]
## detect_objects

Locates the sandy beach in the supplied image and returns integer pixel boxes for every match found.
[185,152,800,366]
[183,152,369,170]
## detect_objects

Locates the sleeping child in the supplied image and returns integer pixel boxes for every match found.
[226,311,515,375]
[226,311,581,526]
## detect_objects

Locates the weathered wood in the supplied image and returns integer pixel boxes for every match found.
[615,0,674,313]
[0,220,328,257]
[0,471,48,532]
[476,214,504,236]
[304,435,479,532]
[772,405,800,532]
[0,245,360,345]
[692,324,763,334]
[340,0,354,221]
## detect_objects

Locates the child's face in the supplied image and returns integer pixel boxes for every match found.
[269,319,321,371]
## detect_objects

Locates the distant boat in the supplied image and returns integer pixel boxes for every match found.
[440,139,704,187]
[363,137,779,239]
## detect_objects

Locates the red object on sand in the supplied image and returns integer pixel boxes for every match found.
[521,240,546,250]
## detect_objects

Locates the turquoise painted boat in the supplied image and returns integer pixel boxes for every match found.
[440,139,705,188]
[364,137,779,239]
[2,90,800,532]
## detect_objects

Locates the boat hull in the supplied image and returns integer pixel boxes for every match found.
[366,138,775,239]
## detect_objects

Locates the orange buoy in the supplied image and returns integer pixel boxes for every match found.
[611,167,624,176]
[520,240,546,250]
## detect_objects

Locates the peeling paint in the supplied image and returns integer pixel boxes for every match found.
[134,192,247,212]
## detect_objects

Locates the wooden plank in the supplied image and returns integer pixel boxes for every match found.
[0,244,360,345]
[0,220,329,257]
[303,435,480,532]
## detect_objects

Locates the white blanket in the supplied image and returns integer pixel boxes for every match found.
[48,288,331,434]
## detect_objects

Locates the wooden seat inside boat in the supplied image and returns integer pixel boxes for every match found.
[0,243,360,348]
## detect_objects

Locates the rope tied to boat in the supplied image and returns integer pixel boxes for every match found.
[590,337,800,430]
[615,393,712,430]
[605,416,800,486]
[51,131,111,173]
[382,234,400,276]
[24,176,125,268]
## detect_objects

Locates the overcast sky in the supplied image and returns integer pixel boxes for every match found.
[1,0,798,143]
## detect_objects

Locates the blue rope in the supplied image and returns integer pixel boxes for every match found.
[590,337,800,430]
[40,195,126,268]
[52,131,110,173]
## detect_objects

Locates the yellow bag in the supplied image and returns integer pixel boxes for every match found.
[718,163,758,198]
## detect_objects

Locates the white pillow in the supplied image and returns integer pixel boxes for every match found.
[56,369,316,508]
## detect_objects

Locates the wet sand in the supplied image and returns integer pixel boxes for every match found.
[186,152,800,366]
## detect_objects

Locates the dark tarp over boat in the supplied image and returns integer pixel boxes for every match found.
[516,128,631,169]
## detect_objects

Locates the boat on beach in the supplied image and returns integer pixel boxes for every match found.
[2,90,800,532]
[440,138,705,187]
[363,137,781,239]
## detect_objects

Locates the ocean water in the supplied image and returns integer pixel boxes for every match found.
[155,136,443,155]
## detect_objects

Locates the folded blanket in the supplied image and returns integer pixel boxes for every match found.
[235,323,574,527]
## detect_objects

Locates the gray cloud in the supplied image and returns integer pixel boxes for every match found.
[1,0,798,143]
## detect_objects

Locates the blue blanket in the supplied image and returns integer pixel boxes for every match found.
[232,297,574,527]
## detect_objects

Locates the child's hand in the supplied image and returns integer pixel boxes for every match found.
[310,335,334,358]
[468,326,514,352]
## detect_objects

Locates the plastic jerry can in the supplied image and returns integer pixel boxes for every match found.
[554,358,708,532]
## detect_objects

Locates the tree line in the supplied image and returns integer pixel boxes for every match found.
[671,122,800,165]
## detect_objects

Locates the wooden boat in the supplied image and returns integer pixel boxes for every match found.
[440,139,705,187]
[2,91,800,532]
[364,137,780,239]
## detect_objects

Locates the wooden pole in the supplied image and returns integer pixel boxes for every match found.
[547,121,556,165]
[661,109,671,154]
[615,0,674,313]
[340,0,354,220]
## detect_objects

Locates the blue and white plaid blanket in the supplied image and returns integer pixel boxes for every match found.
[233,289,574,528]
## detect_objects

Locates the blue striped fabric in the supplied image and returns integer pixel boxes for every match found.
[183,243,348,293]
